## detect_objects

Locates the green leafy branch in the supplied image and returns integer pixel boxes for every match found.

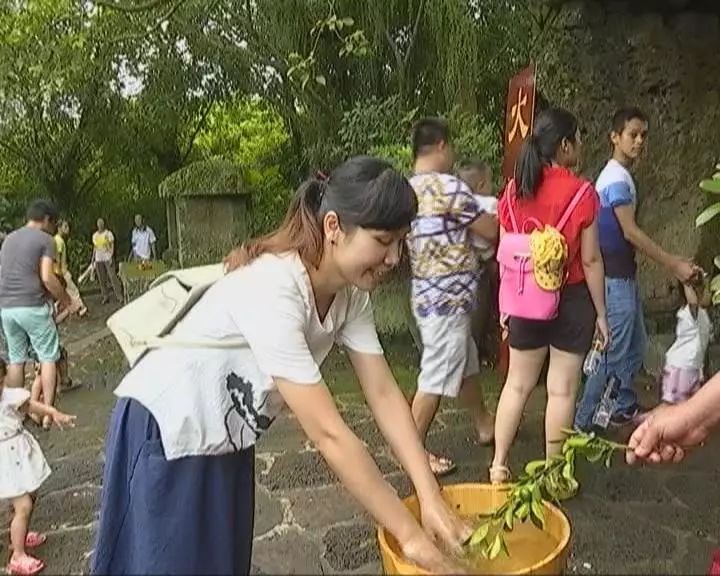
[287,8,370,91]
[696,162,720,305]
[467,430,629,560]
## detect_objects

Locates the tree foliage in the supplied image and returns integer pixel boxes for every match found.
[194,98,292,236]
[0,0,541,257]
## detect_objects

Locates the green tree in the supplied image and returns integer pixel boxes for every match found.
[221,0,532,171]
[195,98,293,236]
[0,0,117,208]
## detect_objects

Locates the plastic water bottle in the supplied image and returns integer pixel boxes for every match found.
[592,374,620,430]
[582,334,604,376]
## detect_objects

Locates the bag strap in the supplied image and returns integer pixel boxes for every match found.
[505,179,520,233]
[131,335,246,350]
[556,182,592,232]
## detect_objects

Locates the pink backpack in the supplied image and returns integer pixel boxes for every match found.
[497,180,591,321]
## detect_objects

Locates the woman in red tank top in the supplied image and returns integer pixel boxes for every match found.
[490,108,608,484]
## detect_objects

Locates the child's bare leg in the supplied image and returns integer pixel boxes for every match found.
[9,494,33,560]
[40,361,57,429]
[54,309,70,324]
[29,371,43,425]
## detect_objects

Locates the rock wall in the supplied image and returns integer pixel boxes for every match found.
[540,1,720,313]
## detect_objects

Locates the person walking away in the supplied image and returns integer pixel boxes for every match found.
[489,108,608,484]
[574,107,701,430]
[0,359,76,576]
[92,157,471,575]
[406,118,497,476]
[457,158,500,366]
[53,220,87,323]
[658,279,712,405]
[0,200,70,429]
[128,214,156,262]
[93,218,123,303]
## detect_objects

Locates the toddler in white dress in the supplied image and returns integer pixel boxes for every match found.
[660,280,713,404]
[0,361,76,575]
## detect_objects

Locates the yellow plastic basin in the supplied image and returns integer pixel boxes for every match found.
[377,483,571,575]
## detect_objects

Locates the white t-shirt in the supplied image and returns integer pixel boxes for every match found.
[131,226,156,260]
[470,195,498,260]
[114,252,384,460]
[665,305,712,371]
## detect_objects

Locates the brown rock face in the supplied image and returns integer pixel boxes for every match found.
[540,1,720,311]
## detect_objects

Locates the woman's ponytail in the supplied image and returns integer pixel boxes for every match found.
[225,179,326,271]
[513,107,580,200]
[225,155,417,271]
[514,136,543,199]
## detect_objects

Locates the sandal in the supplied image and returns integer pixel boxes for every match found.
[25,533,46,549]
[489,464,511,485]
[9,533,47,551]
[6,555,45,575]
[427,452,457,476]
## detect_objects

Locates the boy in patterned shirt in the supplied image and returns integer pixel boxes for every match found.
[407,118,498,475]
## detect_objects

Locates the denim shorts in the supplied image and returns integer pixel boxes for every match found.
[1,304,60,364]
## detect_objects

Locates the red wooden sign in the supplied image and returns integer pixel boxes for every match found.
[501,63,537,180]
[497,63,537,379]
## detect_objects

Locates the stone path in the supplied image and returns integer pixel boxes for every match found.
[1,325,718,574]
[252,391,719,576]
[64,328,111,357]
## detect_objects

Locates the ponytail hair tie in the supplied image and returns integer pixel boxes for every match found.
[314,170,329,207]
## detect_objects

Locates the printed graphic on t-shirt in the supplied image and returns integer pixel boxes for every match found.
[407,172,481,317]
[223,372,276,451]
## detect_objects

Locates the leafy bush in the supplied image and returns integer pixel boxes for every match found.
[0,194,26,232]
[447,106,502,174]
[66,236,93,279]
[339,96,418,157]
[195,98,294,237]
[369,144,413,175]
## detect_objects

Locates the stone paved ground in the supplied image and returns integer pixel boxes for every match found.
[1,303,718,574]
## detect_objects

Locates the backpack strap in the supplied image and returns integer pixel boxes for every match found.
[138,336,246,350]
[505,179,520,233]
[556,182,592,232]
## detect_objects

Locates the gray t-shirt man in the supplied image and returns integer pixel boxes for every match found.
[0,227,56,308]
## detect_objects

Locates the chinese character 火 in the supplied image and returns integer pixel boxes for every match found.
[508,87,529,143]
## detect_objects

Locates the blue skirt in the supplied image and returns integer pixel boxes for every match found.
[92,398,255,575]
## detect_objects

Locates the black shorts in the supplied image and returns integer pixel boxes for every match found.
[508,282,596,355]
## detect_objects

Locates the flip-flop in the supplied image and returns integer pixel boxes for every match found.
[427,452,456,476]
[25,533,46,549]
[6,555,45,575]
